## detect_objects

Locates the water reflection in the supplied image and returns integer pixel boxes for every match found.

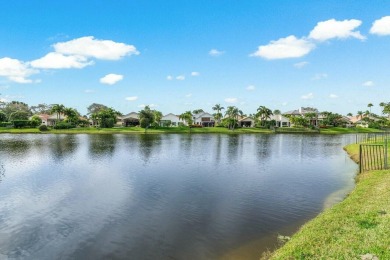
[0,134,358,260]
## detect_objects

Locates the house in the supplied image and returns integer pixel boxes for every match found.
[269,114,291,127]
[239,116,255,127]
[193,112,215,127]
[31,113,66,126]
[160,113,186,127]
[120,112,140,126]
[283,107,323,127]
[348,115,379,128]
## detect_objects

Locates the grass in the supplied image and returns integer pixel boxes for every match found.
[0,126,383,135]
[268,143,390,260]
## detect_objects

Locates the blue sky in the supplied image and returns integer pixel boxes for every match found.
[0,1,390,116]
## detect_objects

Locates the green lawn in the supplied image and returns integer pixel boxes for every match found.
[268,144,390,260]
[0,126,383,135]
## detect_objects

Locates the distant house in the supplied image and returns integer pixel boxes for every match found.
[31,113,66,126]
[160,113,186,127]
[193,112,215,127]
[283,107,323,127]
[269,114,291,127]
[349,115,379,128]
[239,116,255,127]
[120,112,140,126]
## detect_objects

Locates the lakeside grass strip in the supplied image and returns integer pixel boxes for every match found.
[0,127,383,135]
[268,144,390,260]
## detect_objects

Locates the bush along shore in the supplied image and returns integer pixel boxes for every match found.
[0,126,384,135]
[267,142,390,259]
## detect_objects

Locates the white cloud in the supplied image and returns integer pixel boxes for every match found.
[225,97,238,103]
[209,49,225,57]
[100,73,124,85]
[54,36,139,60]
[301,93,314,100]
[311,73,328,80]
[125,96,138,101]
[329,94,339,98]
[191,72,200,76]
[138,104,157,108]
[176,75,185,80]
[246,85,255,91]
[84,89,95,93]
[362,81,374,87]
[370,16,390,35]
[281,102,288,106]
[185,93,192,98]
[309,19,365,41]
[251,35,315,59]
[294,61,309,68]
[0,97,8,102]
[0,57,38,83]
[30,52,93,69]
[166,75,173,80]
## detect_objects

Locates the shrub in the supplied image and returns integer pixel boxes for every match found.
[30,115,42,127]
[0,122,12,127]
[53,122,74,129]
[38,125,49,131]
[13,120,31,128]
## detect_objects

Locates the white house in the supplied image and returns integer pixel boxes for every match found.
[269,114,291,127]
[160,113,186,126]
[193,112,215,127]
[283,107,323,126]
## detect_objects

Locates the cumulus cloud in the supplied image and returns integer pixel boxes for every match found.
[301,93,314,100]
[166,75,173,80]
[30,52,93,69]
[0,57,38,83]
[294,61,309,68]
[246,85,255,91]
[311,73,328,80]
[251,35,315,59]
[176,75,185,80]
[191,72,200,76]
[309,19,365,41]
[100,73,124,85]
[54,36,139,60]
[362,81,374,87]
[125,96,138,101]
[329,94,339,98]
[370,16,390,35]
[209,49,225,57]
[225,97,238,103]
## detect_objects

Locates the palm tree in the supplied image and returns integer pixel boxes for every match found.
[139,106,155,133]
[225,106,240,130]
[367,103,373,113]
[179,111,193,133]
[63,107,79,125]
[347,113,353,117]
[50,104,65,124]
[256,106,273,127]
[212,104,224,125]
[379,102,386,115]
[273,109,281,115]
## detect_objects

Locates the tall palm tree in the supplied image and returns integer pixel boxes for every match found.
[347,113,353,117]
[63,107,79,125]
[225,106,239,130]
[212,104,225,125]
[256,106,273,126]
[50,104,65,124]
[367,103,373,113]
[379,102,386,115]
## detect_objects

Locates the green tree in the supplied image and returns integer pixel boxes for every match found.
[256,106,273,127]
[30,115,42,127]
[225,106,240,130]
[152,110,163,127]
[92,107,121,128]
[64,107,80,126]
[347,112,353,117]
[304,112,318,127]
[368,103,373,113]
[87,103,108,115]
[50,104,65,124]
[2,101,31,118]
[273,109,281,115]
[30,103,52,114]
[0,111,7,122]
[179,111,193,133]
[357,111,364,120]
[9,111,29,121]
[212,104,225,125]
[192,109,204,115]
[139,106,155,132]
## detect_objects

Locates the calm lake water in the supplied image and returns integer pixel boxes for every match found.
[0,133,357,260]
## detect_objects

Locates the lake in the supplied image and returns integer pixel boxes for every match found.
[0,134,357,259]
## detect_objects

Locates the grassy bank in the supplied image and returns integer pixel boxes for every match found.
[268,144,390,259]
[0,126,382,135]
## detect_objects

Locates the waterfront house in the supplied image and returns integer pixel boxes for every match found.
[121,112,140,126]
[160,113,186,127]
[32,113,66,126]
[283,107,323,127]
[239,116,255,127]
[193,112,215,127]
[269,114,291,127]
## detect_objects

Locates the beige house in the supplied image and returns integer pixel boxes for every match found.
[32,113,66,126]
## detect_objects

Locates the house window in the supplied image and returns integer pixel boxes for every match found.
[201,117,210,122]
